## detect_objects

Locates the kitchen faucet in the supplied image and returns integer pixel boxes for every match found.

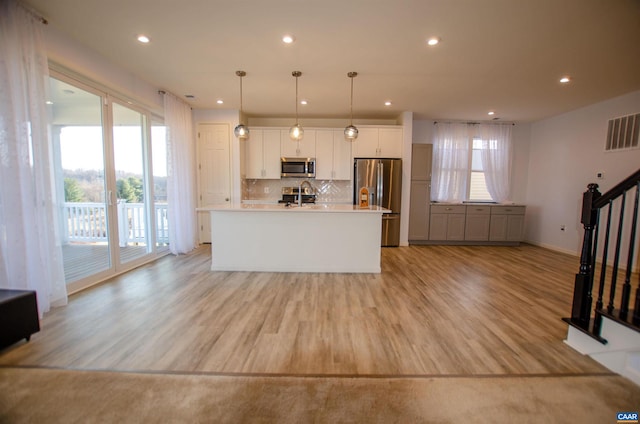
[298,180,314,206]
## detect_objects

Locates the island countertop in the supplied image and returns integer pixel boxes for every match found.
[198,203,389,213]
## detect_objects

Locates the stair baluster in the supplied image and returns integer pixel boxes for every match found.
[620,183,639,320]
[566,168,640,341]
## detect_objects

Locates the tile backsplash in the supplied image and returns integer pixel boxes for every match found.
[243,179,353,204]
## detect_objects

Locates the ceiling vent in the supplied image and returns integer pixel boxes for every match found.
[605,113,639,151]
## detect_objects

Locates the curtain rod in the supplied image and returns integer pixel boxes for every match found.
[433,121,515,126]
[20,3,48,25]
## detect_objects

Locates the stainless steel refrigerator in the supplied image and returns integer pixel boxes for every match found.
[353,158,402,246]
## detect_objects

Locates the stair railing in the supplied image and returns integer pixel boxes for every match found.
[567,168,640,342]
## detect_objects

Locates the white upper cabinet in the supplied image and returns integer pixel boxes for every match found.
[352,127,403,158]
[245,128,281,179]
[316,130,352,180]
[378,128,403,158]
[280,129,316,158]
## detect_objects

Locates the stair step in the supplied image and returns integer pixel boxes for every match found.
[562,317,608,345]
[597,308,640,333]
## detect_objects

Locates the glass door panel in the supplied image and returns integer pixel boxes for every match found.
[151,119,169,250]
[50,77,111,283]
[112,102,151,264]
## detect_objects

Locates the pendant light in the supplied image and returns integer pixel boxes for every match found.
[344,71,358,141]
[233,70,249,139]
[289,71,304,141]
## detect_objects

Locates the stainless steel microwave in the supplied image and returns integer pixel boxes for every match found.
[281,157,315,178]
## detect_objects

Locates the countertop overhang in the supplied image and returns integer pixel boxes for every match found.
[198,204,389,213]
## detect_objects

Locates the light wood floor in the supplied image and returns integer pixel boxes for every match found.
[0,244,611,376]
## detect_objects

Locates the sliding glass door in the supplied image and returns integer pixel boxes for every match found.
[50,72,166,291]
[112,102,152,264]
[51,77,112,283]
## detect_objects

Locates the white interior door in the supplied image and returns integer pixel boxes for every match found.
[197,123,231,243]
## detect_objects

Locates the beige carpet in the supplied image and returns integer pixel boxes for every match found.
[1,367,639,423]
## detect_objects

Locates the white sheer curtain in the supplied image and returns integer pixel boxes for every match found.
[480,124,512,202]
[431,122,470,202]
[0,0,68,316]
[164,92,198,255]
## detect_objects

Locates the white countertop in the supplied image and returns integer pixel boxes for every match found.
[198,203,389,214]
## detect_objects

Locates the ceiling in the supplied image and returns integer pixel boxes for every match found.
[26,0,640,123]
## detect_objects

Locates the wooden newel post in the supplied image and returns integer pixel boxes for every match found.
[571,183,601,330]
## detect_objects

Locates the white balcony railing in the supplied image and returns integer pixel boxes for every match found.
[63,201,169,246]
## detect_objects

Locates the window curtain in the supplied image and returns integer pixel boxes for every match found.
[163,92,198,255]
[431,122,470,202]
[480,124,512,202]
[0,0,68,316]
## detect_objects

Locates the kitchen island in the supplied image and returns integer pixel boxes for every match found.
[198,204,388,273]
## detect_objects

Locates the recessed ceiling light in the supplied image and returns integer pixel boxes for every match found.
[282,34,295,44]
[137,35,150,43]
[216,99,224,105]
[384,101,392,106]
[560,76,571,83]
[300,99,308,105]
[45,100,53,105]
[488,111,495,115]
[427,37,440,46]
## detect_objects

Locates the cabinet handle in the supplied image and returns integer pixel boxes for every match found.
[475,208,483,211]
[505,209,512,212]
[445,207,452,211]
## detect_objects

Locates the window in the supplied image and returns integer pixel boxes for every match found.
[469,138,492,201]
[432,122,512,203]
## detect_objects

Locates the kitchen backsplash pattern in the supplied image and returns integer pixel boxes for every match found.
[243,179,353,204]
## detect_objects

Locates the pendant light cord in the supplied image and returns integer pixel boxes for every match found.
[349,76,354,125]
[347,71,357,126]
[236,70,246,125]
[295,74,299,125]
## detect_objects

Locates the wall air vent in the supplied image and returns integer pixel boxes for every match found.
[605,113,640,151]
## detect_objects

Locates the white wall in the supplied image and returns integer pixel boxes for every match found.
[525,90,640,254]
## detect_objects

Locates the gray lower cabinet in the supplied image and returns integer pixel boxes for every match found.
[429,205,466,240]
[464,205,491,241]
[489,206,526,241]
[426,204,526,244]
[409,181,431,240]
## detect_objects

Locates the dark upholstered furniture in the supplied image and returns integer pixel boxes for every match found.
[0,289,40,350]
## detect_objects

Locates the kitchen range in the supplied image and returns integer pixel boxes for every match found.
[278,184,316,206]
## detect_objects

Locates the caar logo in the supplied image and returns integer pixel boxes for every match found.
[617,412,639,423]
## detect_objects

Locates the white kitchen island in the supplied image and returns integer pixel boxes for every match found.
[198,204,388,273]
